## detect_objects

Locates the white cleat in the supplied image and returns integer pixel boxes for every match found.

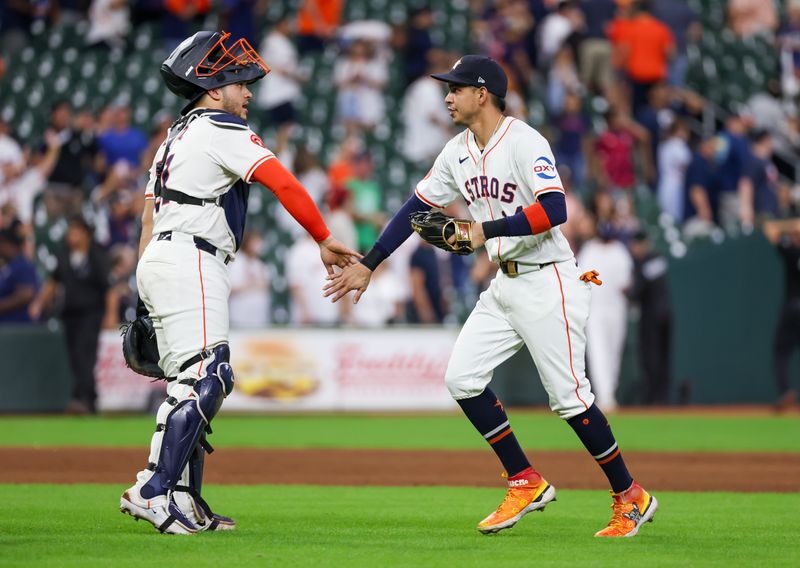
[174,491,237,532]
[120,487,198,535]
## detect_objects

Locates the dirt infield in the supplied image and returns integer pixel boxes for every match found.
[2,447,798,492]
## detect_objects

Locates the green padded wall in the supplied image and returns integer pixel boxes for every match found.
[1,325,73,412]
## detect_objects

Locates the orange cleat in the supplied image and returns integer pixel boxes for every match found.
[477,467,556,534]
[595,481,658,537]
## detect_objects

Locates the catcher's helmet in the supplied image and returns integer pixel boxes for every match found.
[160,31,270,103]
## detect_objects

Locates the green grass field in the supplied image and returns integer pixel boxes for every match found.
[2,412,798,566]
[1,412,798,451]
[1,485,798,567]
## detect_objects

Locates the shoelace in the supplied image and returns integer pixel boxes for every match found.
[606,500,633,530]
[496,487,530,514]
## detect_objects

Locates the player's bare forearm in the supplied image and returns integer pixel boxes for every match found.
[138,199,155,258]
[322,262,372,303]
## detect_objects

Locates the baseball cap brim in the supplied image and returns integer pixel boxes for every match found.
[430,71,477,86]
[430,71,505,97]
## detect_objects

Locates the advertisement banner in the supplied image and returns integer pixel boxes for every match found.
[96,328,459,412]
[96,330,167,412]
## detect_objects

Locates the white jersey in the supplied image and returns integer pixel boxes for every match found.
[144,108,275,255]
[415,117,574,264]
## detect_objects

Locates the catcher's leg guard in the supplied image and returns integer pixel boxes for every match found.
[140,344,234,499]
[189,438,207,494]
[172,439,236,531]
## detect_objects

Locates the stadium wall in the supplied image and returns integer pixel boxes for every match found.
[2,234,794,412]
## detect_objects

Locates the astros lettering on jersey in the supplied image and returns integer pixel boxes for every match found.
[415,117,573,265]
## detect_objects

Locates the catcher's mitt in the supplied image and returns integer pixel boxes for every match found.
[121,301,164,379]
[409,211,475,255]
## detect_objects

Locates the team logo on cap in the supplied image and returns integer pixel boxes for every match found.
[533,156,557,180]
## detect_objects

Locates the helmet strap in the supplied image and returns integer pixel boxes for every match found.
[181,90,208,115]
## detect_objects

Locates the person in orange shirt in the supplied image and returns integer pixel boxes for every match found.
[607,0,674,111]
[162,0,212,51]
[296,0,343,54]
[164,0,210,16]
[327,135,363,192]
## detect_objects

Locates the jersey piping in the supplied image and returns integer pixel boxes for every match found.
[481,118,516,259]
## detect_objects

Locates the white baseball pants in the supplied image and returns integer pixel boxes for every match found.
[136,235,231,379]
[445,258,595,419]
[133,234,231,494]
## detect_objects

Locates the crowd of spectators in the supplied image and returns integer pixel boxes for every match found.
[1,0,799,411]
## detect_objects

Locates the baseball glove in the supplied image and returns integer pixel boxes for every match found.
[409,211,475,255]
[121,300,164,379]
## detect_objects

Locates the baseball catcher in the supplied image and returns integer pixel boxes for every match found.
[119,30,359,535]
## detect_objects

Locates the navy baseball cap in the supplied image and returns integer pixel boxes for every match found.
[431,55,508,98]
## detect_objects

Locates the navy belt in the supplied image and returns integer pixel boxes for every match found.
[157,231,231,265]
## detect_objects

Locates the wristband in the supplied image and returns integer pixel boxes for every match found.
[360,247,387,271]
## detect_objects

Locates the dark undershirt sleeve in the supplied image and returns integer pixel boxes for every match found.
[361,194,432,270]
[482,192,567,239]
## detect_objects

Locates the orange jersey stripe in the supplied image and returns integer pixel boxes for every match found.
[481,120,516,259]
[481,118,516,168]
[414,189,443,209]
[465,130,477,164]
[245,154,275,183]
[534,187,564,196]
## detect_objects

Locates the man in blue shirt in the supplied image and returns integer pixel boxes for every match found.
[683,134,720,225]
[97,103,148,170]
[0,227,39,324]
[739,130,779,230]
[717,113,753,230]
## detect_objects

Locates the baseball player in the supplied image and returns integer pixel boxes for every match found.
[324,55,657,537]
[120,31,359,534]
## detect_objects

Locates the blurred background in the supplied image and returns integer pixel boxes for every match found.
[0,0,799,415]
